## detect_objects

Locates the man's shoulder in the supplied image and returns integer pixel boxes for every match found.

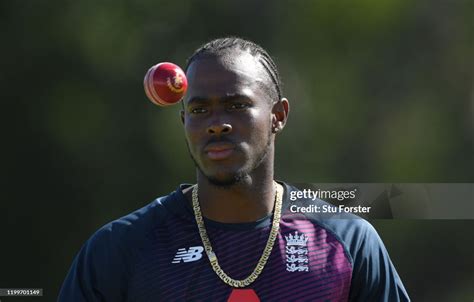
[87,188,183,249]
[58,187,190,301]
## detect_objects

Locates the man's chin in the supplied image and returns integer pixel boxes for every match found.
[189,151,250,188]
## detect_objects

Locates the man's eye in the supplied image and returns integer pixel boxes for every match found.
[229,103,249,110]
[191,108,207,114]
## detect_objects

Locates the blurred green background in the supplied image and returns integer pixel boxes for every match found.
[1,0,473,300]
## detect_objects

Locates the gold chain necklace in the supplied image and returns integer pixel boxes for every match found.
[191,181,283,288]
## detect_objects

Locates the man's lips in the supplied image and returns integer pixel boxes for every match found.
[204,142,236,160]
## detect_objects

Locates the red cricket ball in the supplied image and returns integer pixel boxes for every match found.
[144,62,188,106]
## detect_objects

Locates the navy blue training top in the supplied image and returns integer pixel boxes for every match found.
[58,182,410,301]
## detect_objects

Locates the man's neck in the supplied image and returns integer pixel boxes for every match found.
[186,173,277,223]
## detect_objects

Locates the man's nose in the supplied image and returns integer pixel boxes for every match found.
[207,121,232,136]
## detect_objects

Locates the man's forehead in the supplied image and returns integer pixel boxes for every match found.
[185,52,267,96]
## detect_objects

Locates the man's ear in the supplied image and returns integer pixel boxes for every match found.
[272,98,290,133]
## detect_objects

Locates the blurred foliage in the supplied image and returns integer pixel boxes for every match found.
[1,0,472,300]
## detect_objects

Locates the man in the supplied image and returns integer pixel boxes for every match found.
[59,37,410,301]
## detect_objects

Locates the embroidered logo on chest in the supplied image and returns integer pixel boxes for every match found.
[171,246,204,263]
[284,231,309,272]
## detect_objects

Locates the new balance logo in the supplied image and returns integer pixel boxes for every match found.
[172,246,204,263]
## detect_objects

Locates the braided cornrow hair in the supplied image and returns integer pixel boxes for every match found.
[185,37,283,102]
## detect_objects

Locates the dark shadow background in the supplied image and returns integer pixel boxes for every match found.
[1,0,473,301]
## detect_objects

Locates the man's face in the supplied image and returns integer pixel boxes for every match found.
[181,51,276,186]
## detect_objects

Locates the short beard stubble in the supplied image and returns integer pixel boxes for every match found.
[186,130,273,189]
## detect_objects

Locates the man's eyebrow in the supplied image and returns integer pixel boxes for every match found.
[186,96,208,106]
[221,94,252,103]
[186,94,251,106]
